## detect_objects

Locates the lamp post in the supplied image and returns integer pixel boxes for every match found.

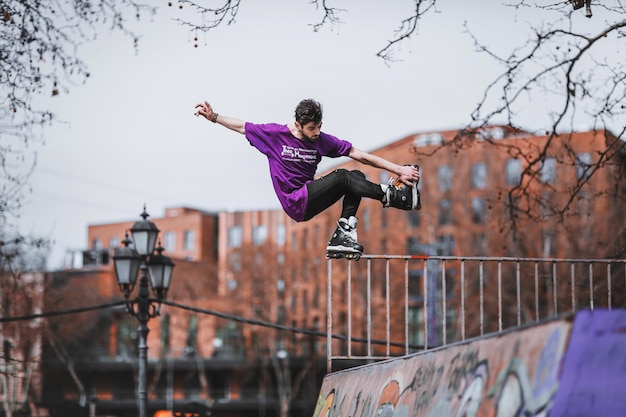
[113,206,175,417]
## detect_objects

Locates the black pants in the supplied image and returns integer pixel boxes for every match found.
[303,169,385,222]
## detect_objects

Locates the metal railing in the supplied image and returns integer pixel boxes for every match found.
[325,255,626,371]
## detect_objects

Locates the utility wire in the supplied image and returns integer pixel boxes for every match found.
[0,301,127,323]
[0,298,425,351]
[163,300,423,350]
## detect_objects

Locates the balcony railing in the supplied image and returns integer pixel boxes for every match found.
[325,255,626,371]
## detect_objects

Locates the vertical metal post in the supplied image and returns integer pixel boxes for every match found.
[497,261,502,332]
[441,260,447,346]
[534,262,539,320]
[479,261,484,335]
[589,262,594,310]
[326,259,333,372]
[516,261,521,326]
[404,259,409,354]
[606,262,613,310]
[136,265,151,417]
[552,262,558,315]
[571,262,576,312]
[347,261,352,357]
[385,259,391,356]
[423,260,428,350]
[461,260,465,341]
[367,259,372,357]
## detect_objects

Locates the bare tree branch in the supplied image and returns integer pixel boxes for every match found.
[169,0,241,36]
[308,0,346,32]
[0,0,155,225]
[170,0,346,47]
[419,5,626,235]
[376,0,438,63]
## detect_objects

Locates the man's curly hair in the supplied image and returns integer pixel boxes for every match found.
[294,99,323,126]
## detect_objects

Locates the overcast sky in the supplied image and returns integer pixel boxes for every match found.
[17,1,617,269]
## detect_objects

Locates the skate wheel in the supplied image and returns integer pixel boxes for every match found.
[326,251,362,260]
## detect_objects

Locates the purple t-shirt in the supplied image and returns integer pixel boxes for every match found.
[245,122,353,222]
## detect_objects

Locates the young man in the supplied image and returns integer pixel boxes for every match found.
[195,98,420,256]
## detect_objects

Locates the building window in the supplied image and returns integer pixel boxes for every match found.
[408,269,423,301]
[576,191,592,220]
[506,158,521,186]
[408,307,424,351]
[276,306,286,325]
[227,225,242,248]
[277,277,285,293]
[471,197,487,224]
[109,237,119,248]
[438,199,453,225]
[438,165,453,192]
[542,230,556,257]
[116,319,135,358]
[407,236,421,255]
[471,162,487,189]
[227,278,237,291]
[301,229,308,250]
[161,313,170,355]
[92,238,102,250]
[229,253,241,272]
[540,157,556,183]
[446,309,457,343]
[291,293,298,311]
[213,321,243,362]
[473,233,487,256]
[436,234,455,256]
[362,208,370,232]
[185,315,198,356]
[276,223,286,246]
[381,205,387,228]
[541,192,554,218]
[299,260,307,284]
[164,231,175,252]
[291,232,298,252]
[183,230,195,250]
[576,152,592,180]
[313,287,320,309]
[252,224,267,245]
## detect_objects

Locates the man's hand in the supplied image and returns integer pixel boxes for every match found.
[195,101,216,121]
[348,148,420,186]
[397,164,420,187]
[194,100,246,134]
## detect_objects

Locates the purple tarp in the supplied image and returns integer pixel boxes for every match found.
[549,309,626,417]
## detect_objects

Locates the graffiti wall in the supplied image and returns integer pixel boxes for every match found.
[313,310,626,417]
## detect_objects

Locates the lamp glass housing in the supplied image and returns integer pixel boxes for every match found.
[130,219,160,256]
[113,246,141,290]
[148,252,175,299]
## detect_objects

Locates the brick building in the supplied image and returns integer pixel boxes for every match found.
[38,127,625,417]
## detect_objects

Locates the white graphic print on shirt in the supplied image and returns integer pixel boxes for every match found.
[281,145,318,164]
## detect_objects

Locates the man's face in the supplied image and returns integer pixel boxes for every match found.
[297,121,322,142]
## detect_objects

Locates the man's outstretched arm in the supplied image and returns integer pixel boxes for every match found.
[348,147,420,187]
[195,101,246,134]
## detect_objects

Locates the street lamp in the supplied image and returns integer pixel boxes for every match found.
[113,206,175,417]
